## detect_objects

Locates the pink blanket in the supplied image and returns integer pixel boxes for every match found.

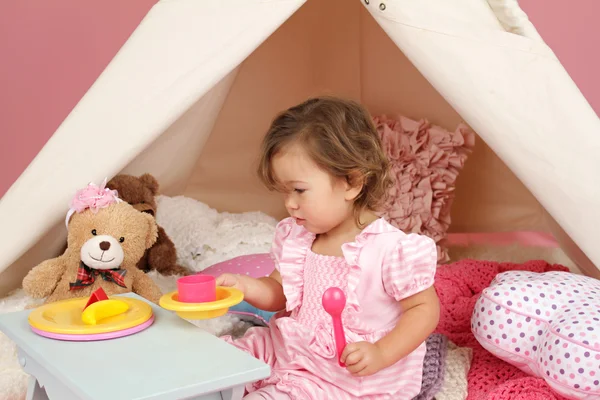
[433,259,571,400]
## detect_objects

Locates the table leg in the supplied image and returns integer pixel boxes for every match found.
[18,348,80,399]
[185,392,221,400]
[220,385,245,400]
[26,376,49,400]
[185,385,245,400]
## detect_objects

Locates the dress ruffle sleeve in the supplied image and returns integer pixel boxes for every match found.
[382,233,437,301]
[270,217,315,312]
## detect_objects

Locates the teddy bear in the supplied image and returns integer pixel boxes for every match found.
[22,180,163,304]
[106,173,190,276]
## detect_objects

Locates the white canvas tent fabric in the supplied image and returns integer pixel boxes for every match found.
[0,0,599,297]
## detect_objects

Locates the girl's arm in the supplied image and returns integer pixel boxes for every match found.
[244,269,287,311]
[375,286,440,366]
[216,269,287,312]
[342,286,440,375]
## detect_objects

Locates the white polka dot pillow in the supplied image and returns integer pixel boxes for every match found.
[472,271,600,399]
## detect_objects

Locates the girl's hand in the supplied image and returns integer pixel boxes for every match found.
[215,273,248,295]
[341,341,387,376]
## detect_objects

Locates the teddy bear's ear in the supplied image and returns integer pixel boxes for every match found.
[141,211,159,249]
[139,173,159,195]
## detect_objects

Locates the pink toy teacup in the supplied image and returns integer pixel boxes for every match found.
[177,274,216,303]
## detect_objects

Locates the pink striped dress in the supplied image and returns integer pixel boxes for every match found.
[225,217,438,399]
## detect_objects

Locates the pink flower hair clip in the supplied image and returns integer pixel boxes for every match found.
[65,178,121,228]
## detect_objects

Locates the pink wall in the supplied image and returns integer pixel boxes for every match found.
[0,0,157,197]
[0,1,598,198]
[519,0,599,114]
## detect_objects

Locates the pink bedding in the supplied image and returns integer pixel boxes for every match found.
[434,258,570,400]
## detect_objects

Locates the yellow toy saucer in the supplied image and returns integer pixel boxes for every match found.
[159,286,244,320]
[28,296,153,335]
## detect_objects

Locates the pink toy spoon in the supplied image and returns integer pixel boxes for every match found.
[322,287,347,367]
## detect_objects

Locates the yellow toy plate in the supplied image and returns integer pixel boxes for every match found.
[28,296,153,335]
[159,286,244,320]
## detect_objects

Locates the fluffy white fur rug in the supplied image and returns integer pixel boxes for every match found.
[0,195,578,400]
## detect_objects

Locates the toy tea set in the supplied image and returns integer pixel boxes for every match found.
[159,274,244,319]
[27,277,348,362]
[26,275,244,341]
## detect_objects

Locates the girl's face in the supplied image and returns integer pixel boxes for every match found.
[272,144,360,234]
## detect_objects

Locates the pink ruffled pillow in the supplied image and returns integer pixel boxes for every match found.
[373,115,475,263]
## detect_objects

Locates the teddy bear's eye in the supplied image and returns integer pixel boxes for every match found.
[91,229,97,236]
[119,237,125,243]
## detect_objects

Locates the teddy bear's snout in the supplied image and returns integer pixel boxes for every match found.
[80,235,125,270]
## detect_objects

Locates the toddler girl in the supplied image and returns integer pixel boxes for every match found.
[218,96,440,399]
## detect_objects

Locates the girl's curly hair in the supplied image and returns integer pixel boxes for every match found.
[258,96,393,227]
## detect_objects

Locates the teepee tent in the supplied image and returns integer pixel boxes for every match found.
[1,0,599,296]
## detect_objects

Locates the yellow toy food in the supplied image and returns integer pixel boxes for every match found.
[81,299,130,325]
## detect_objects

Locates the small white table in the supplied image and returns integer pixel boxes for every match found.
[0,293,270,400]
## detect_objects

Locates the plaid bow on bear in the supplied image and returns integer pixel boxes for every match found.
[69,262,127,290]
